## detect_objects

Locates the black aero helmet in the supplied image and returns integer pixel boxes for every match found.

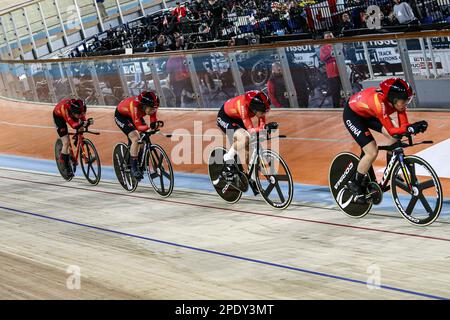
[248,91,271,113]
[138,91,159,109]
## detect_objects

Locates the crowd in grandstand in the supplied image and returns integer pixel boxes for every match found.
[152,0,449,51]
[75,0,450,56]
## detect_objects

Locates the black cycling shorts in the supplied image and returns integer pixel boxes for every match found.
[53,113,69,137]
[114,109,146,136]
[343,101,383,148]
[217,105,246,142]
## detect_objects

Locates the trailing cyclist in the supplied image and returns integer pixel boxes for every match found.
[114,91,163,181]
[343,77,428,203]
[53,98,90,178]
[216,90,271,181]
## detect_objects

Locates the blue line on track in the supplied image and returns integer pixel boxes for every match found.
[0,204,448,300]
[1,154,449,217]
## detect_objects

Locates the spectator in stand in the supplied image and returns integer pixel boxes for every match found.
[173,32,186,51]
[207,0,225,39]
[155,34,169,52]
[166,53,193,108]
[267,62,289,108]
[199,22,213,41]
[391,0,419,25]
[339,13,354,34]
[95,0,108,21]
[288,1,307,33]
[190,0,206,20]
[351,0,366,29]
[172,2,187,23]
[320,31,342,108]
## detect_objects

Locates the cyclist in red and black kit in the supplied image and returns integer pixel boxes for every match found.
[343,77,428,203]
[53,98,90,178]
[115,91,163,180]
[216,90,271,180]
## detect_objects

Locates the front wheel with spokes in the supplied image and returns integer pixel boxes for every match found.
[391,155,443,226]
[255,150,294,209]
[145,144,174,198]
[79,138,101,185]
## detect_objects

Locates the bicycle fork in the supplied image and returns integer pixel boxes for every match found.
[397,153,413,193]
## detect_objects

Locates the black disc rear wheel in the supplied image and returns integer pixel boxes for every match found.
[329,152,373,218]
[208,147,242,204]
[54,139,73,182]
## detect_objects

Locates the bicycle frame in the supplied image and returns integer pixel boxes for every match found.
[68,131,86,167]
[365,137,417,194]
[382,148,416,192]
[245,131,263,181]
[137,133,153,170]
[246,130,279,182]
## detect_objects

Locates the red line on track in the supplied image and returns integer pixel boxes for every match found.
[1,174,449,243]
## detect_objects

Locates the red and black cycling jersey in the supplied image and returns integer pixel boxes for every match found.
[348,87,411,136]
[223,90,267,133]
[116,96,158,132]
[53,98,86,129]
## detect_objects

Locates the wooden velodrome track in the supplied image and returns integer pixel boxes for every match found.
[0,98,449,299]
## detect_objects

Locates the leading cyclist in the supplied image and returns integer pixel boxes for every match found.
[343,77,428,203]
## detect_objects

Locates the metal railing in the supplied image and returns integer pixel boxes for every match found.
[0,0,167,60]
[1,0,450,60]
[1,30,450,109]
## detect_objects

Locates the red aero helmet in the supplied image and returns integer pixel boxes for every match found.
[379,78,413,104]
[70,99,86,115]
[138,91,160,109]
[248,91,271,113]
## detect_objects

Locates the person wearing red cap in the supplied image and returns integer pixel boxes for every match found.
[343,77,428,202]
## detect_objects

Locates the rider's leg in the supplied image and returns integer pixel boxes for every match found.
[223,129,249,179]
[128,130,143,179]
[357,141,378,174]
[348,141,378,201]
[60,135,70,155]
[59,135,73,175]
[224,129,249,162]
